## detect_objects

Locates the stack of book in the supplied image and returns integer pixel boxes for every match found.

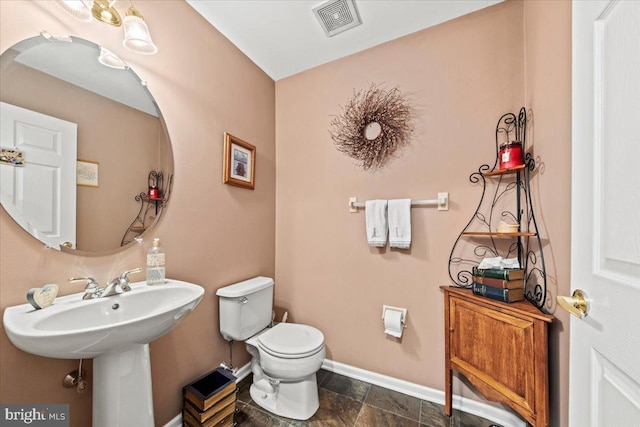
[471,266,525,303]
[183,368,237,427]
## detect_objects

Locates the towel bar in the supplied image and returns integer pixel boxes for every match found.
[348,193,449,213]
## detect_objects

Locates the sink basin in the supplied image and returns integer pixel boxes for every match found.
[3,279,204,359]
[3,279,204,427]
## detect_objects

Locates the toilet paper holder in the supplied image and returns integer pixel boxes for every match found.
[382,305,408,329]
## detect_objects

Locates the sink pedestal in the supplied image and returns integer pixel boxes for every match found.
[93,343,154,426]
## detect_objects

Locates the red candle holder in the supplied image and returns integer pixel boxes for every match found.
[148,186,160,199]
[499,141,523,170]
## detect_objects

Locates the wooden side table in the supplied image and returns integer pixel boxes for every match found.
[441,286,554,427]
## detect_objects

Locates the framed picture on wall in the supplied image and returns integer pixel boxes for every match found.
[223,132,255,190]
[77,159,99,187]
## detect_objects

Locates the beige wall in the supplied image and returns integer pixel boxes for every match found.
[0,1,275,426]
[275,1,570,426]
[524,1,572,426]
[276,0,524,401]
[0,63,165,252]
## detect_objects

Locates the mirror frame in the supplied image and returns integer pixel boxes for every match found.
[0,32,174,256]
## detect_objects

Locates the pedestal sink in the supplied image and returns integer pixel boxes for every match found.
[3,279,205,427]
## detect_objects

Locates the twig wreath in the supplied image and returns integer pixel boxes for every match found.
[330,83,414,170]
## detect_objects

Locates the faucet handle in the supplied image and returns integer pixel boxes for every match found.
[69,277,101,299]
[119,268,142,291]
[69,277,99,287]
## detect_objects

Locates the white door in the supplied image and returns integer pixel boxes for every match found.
[0,102,77,249]
[569,1,640,426]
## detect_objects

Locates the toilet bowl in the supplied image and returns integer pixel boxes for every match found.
[246,323,325,419]
[250,323,325,380]
[216,277,325,420]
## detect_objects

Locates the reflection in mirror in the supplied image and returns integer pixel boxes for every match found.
[0,33,173,255]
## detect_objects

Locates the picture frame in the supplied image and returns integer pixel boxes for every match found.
[76,159,99,187]
[223,132,256,190]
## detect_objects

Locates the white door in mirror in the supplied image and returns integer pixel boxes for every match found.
[0,102,77,249]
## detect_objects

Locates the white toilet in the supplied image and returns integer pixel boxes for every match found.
[216,276,325,420]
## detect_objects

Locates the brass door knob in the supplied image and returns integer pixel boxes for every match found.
[556,289,589,318]
[61,242,72,248]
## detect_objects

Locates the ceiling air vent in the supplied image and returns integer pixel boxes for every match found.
[313,0,362,37]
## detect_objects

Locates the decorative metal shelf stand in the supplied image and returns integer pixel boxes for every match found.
[120,171,173,246]
[448,107,548,312]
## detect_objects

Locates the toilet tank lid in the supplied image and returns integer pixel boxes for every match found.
[216,276,274,298]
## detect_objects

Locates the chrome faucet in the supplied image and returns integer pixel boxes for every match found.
[102,268,142,297]
[68,277,102,300]
[69,268,142,299]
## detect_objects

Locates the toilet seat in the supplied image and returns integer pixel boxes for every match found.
[257,323,324,359]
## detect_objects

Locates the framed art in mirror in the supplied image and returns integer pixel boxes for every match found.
[223,132,255,190]
[76,160,99,188]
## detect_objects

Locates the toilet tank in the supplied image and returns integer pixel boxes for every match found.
[216,276,274,341]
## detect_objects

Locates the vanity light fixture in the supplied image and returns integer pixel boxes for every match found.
[55,0,157,54]
[98,46,128,69]
[122,2,158,55]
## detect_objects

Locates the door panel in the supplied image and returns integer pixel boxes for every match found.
[451,299,535,411]
[591,350,640,427]
[570,1,640,425]
[596,0,640,276]
[0,102,77,249]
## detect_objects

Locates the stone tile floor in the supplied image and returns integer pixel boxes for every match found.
[234,369,503,427]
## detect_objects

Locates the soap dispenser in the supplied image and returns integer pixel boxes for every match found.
[146,238,166,285]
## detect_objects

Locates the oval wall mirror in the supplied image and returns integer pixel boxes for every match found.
[0,33,173,255]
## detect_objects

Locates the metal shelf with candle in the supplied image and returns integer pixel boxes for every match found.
[447,107,549,312]
[120,171,173,247]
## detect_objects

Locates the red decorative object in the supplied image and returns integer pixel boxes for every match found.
[499,142,523,170]
[148,186,160,199]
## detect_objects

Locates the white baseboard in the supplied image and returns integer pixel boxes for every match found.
[165,359,525,427]
[322,359,526,427]
[163,413,182,427]
[233,361,252,382]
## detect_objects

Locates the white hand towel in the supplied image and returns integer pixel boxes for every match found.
[365,200,388,247]
[388,199,412,249]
